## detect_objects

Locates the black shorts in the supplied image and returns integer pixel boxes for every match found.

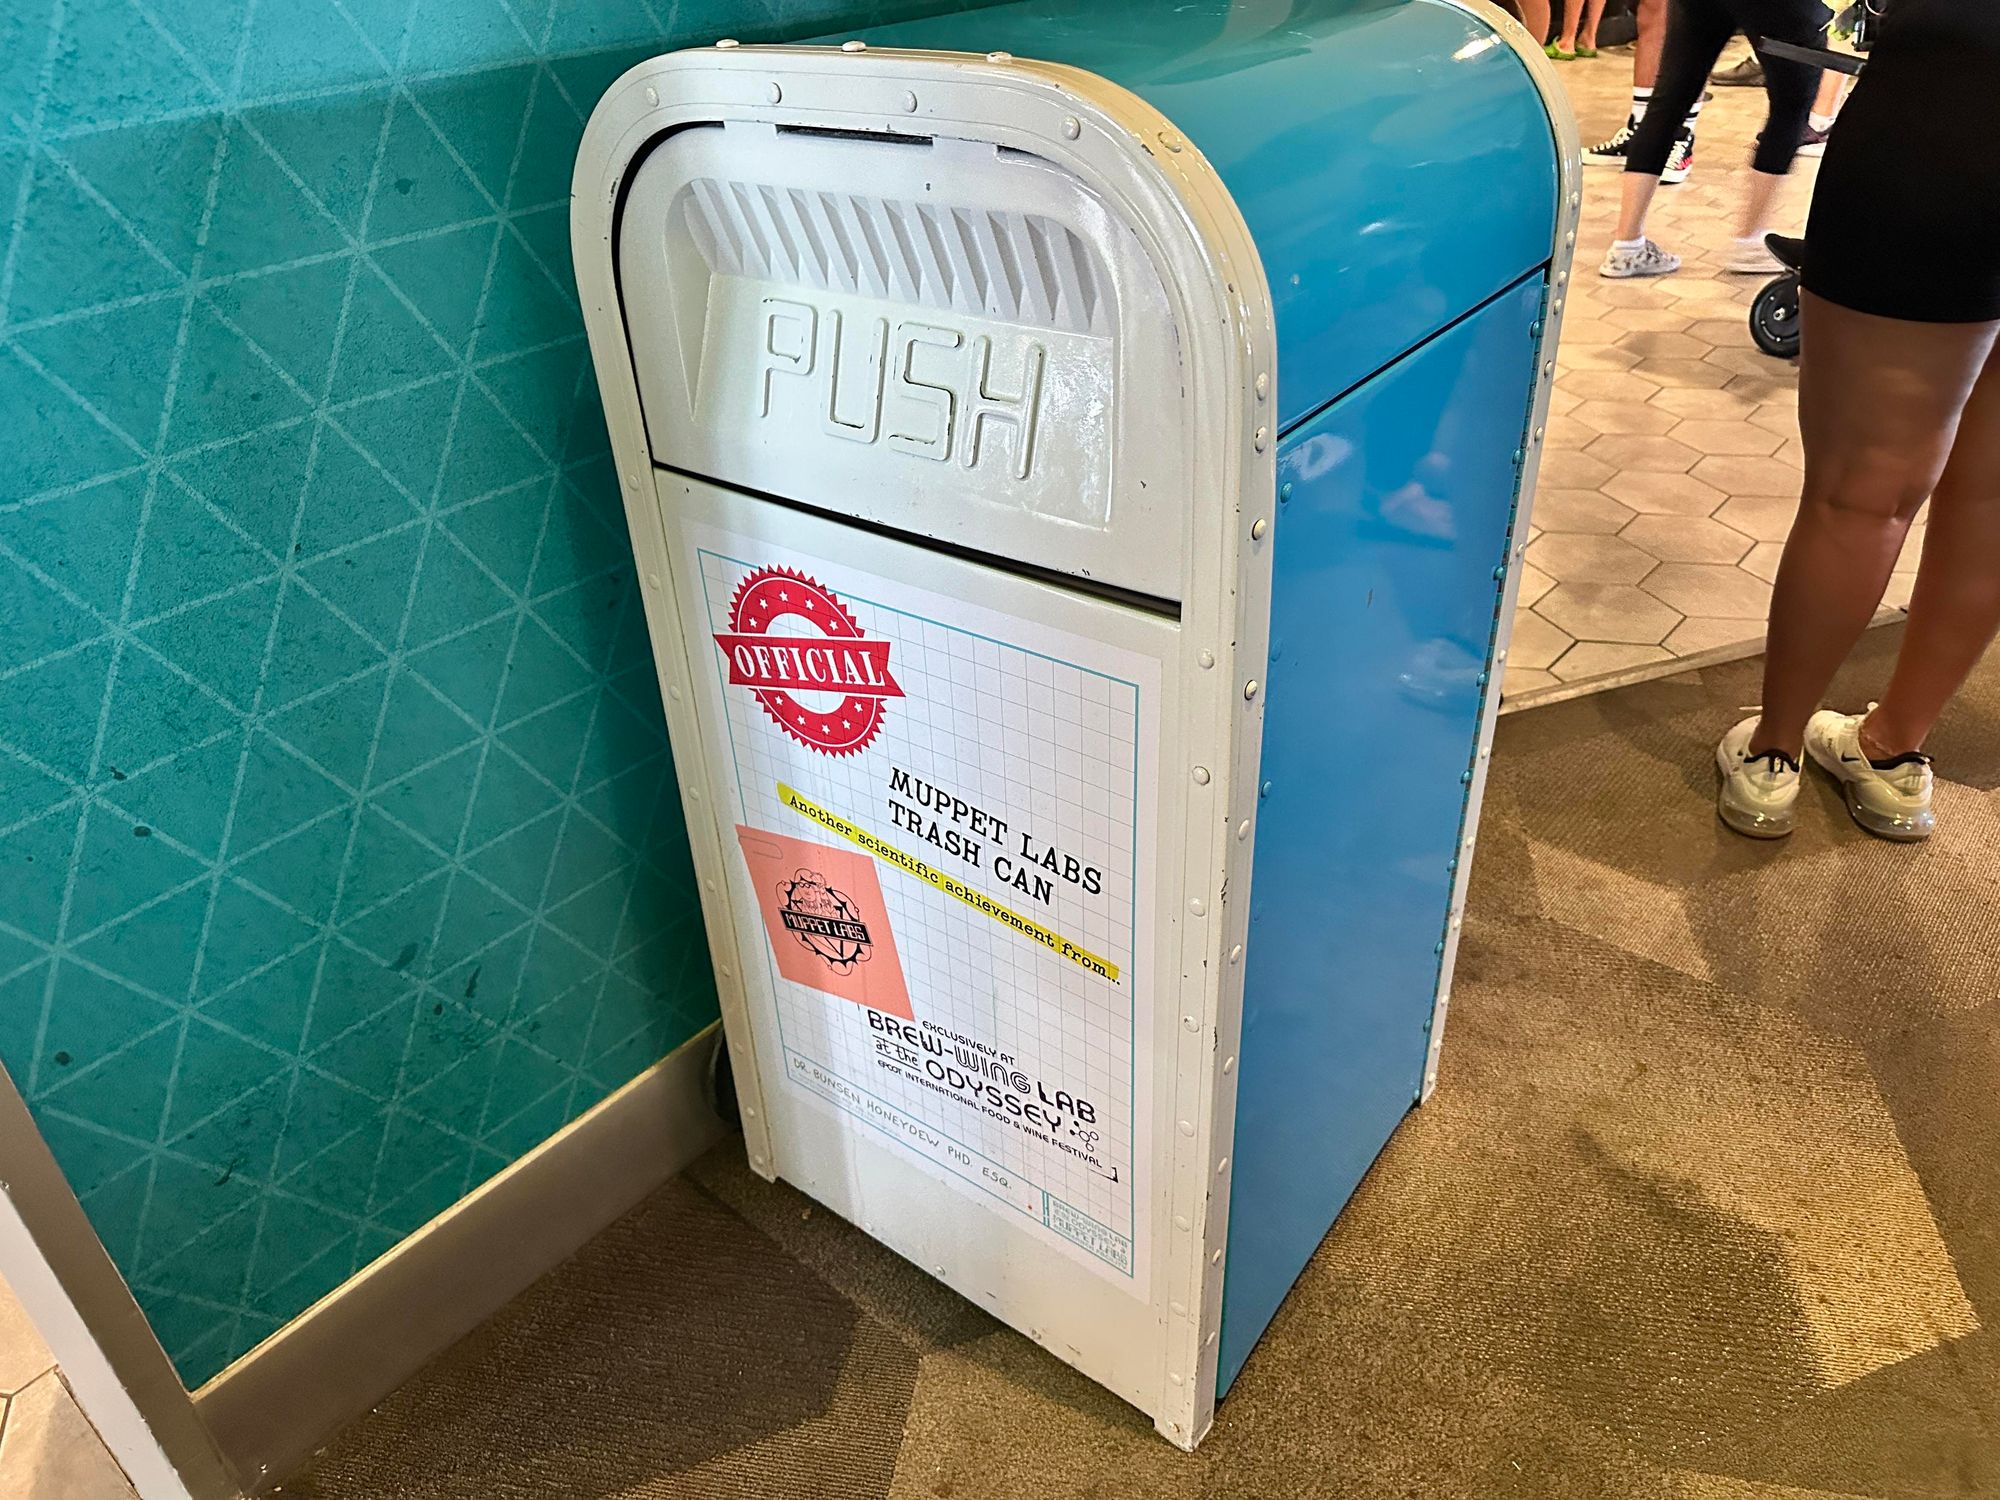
[1802,0,2000,323]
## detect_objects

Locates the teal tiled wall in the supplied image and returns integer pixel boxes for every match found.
[1,0,992,1385]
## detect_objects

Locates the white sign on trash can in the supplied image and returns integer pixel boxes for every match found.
[687,524,1162,1289]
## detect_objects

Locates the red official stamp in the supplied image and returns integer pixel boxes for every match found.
[714,567,903,756]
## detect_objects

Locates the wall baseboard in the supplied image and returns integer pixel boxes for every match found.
[194,1025,730,1492]
[0,1070,242,1500]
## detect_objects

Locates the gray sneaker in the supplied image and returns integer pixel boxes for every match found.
[1805,708,1935,841]
[1600,239,1682,279]
[1713,53,1765,86]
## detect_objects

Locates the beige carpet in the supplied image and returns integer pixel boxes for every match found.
[286,622,2000,1499]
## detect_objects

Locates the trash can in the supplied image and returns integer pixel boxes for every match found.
[573,0,1577,1448]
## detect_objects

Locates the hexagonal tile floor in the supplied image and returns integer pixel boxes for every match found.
[1510,46,1918,703]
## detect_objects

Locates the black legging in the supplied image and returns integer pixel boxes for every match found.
[1625,0,1832,178]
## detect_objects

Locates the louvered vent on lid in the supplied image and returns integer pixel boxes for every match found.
[681,180,1113,336]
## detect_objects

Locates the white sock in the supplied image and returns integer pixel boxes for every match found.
[1683,96,1705,129]
[1810,110,1836,132]
[1613,237,1646,252]
[1631,86,1653,123]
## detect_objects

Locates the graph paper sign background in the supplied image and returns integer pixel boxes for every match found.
[689,521,1160,1290]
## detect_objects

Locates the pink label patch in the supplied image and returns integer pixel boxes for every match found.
[736,825,913,1019]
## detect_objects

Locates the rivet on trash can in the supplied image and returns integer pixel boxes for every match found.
[1175,1214,1192,1231]
[1178,1120,1195,1137]
[645,571,661,589]
[624,471,638,489]
[1211,1249,1223,1265]
[1192,765,1211,785]
[1459,770,1473,784]
[766,82,782,103]
[1205,1331,1217,1348]
[1434,941,1445,955]
[720,965,732,978]
[704,880,715,893]
[987,50,1014,62]
[1158,129,1184,152]
[1198,648,1215,669]
[1255,372,1269,400]
[668,684,681,700]
[1532,426,1545,443]
[1511,448,1525,465]
[1492,565,1506,580]
[1229,943,1243,963]
[688,787,701,800]
[1279,481,1293,502]
[1529,320,1543,338]
[1062,116,1082,140]
[1497,650,1508,664]
[644,85,659,106]
[1253,426,1269,452]
[1475,671,1488,687]
[1251,518,1268,541]
[1260,780,1272,798]
[1171,1300,1187,1316]
[902,91,919,112]
[1183,1014,1198,1031]
[1223,1056,1235,1074]
[1236,820,1250,841]
[715,37,739,47]
[1189,896,1206,916]
[1544,360,1555,376]
[1216,1157,1229,1175]
[842,39,867,51]
[753,1154,765,1166]
[1243,680,1258,700]
[1169,1371,1184,1386]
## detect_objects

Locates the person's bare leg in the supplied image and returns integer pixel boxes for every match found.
[1558,0,1582,51]
[1864,343,2000,754]
[1812,68,1846,120]
[1735,168,1786,240]
[1634,0,1666,84]
[1520,0,1551,45]
[1750,296,2000,756]
[1616,170,1662,241]
[1581,0,1606,50]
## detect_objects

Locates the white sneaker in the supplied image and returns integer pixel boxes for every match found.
[1601,239,1682,280]
[1661,126,1695,184]
[1725,236,1784,274]
[1716,715,1801,838]
[1805,708,1935,841]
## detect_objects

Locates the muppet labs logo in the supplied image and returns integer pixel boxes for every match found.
[775,869,874,975]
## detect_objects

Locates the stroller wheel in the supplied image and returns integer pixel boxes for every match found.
[1751,272,1802,359]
